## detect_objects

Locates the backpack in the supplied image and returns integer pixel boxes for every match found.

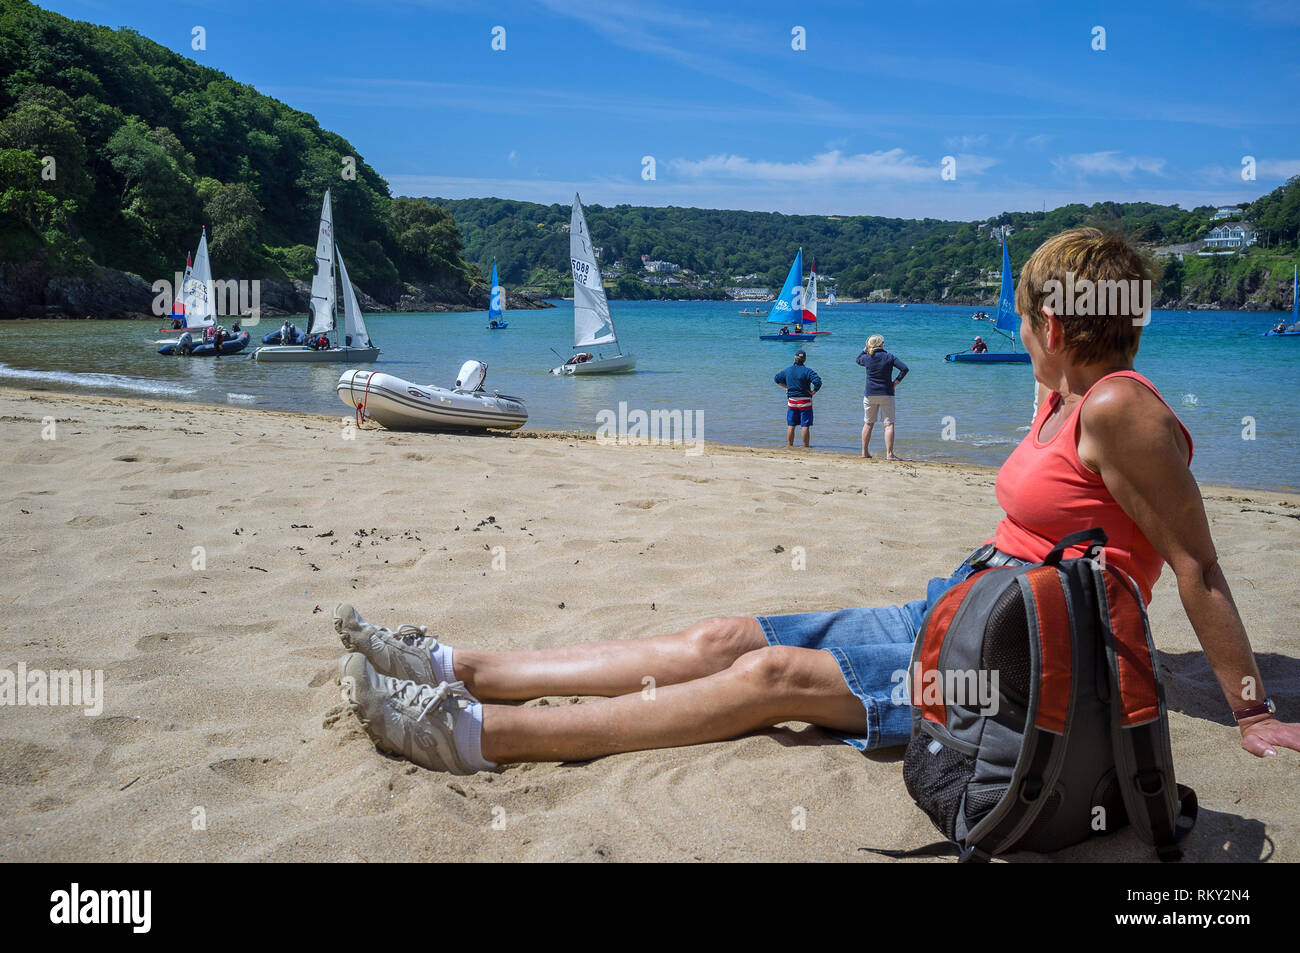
[880,528,1197,862]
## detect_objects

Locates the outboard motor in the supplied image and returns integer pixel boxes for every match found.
[454,360,488,393]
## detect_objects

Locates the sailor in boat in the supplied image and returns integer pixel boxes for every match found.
[1274,322,1288,334]
[565,352,594,366]
[972,336,988,353]
[212,325,227,356]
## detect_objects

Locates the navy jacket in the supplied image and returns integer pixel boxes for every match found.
[857,349,908,397]
[775,363,822,399]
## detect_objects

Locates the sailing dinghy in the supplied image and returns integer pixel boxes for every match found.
[486,258,508,329]
[1264,265,1300,337]
[759,249,829,341]
[946,232,1031,363]
[550,194,635,375]
[154,228,215,343]
[254,190,380,363]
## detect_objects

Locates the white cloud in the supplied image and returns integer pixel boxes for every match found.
[668,149,996,184]
[1258,158,1300,178]
[1051,151,1167,178]
[507,150,519,166]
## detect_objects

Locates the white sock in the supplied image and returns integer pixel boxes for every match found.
[454,702,497,772]
[429,643,455,684]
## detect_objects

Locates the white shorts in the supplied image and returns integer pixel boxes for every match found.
[864,395,896,424]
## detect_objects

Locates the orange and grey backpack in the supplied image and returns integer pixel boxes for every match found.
[871,528,1197,862]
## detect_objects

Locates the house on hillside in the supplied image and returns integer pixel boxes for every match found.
[1212,206,1244,221]
[1202,223,1257,249]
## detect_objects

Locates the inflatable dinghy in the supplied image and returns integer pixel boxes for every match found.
[338,361,526,431]
[159,331,250,356]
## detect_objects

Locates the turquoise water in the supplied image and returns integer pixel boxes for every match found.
[0,301,1296,491]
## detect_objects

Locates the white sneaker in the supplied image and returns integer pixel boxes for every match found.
[339,652,478,775]
[334,603,444,685]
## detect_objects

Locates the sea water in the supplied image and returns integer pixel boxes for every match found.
[0,301,1295,491]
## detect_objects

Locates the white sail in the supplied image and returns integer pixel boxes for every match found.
[804,269,818,321]
[570,193,616,349]
[337,248,370,347]
[182,229,214,328]
[308,190,336,336]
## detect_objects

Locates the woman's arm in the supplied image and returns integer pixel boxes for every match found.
[1080,377,1300,757]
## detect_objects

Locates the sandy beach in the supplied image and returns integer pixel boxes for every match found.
[0,385,1296,863]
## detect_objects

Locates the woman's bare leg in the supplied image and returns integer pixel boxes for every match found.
[455,616,767,701]
[481,644,865,764]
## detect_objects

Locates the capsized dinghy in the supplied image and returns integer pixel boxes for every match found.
[338,361,527,431]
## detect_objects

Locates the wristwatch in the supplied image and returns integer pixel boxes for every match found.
[1233,698,1276,721]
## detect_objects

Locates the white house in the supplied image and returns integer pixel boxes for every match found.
[1212,206,1243,221]
[1203,223,1257,248]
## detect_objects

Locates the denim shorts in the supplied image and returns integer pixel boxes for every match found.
[756,558,977,752]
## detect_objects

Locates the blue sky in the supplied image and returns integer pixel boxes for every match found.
[39,0,1300,219]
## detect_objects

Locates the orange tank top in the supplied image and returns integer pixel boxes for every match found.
[991,370,1192,603]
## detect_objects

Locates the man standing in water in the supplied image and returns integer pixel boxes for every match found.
[774,350,821,448]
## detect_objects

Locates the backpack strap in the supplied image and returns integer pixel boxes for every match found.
[1042,527,1108,566]
[1095,563,1198,861]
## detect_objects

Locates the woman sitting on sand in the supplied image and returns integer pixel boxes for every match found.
[334,228,1298,775]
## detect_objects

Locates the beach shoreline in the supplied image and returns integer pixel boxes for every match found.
[0,385,1296,862]
[5,385,1299,497]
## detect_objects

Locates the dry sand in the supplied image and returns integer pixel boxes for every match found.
[0,386,1295,862]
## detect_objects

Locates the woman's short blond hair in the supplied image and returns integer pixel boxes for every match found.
[1015,227,1158,365]
[866,334,885,354]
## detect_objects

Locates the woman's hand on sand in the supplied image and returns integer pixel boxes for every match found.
[1239,717,1300,757]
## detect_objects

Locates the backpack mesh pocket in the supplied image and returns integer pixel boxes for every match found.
[903,732,976,841]
[981,585,1032,706]
[964,783,1008,828]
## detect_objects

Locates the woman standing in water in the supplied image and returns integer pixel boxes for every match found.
[856,334,908,460]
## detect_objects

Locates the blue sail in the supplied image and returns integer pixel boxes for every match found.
[995,237,1017,333]
[488,258,503,321]
[767,248,804,323]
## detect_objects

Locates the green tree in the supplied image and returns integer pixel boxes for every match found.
[202,179,261,272]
